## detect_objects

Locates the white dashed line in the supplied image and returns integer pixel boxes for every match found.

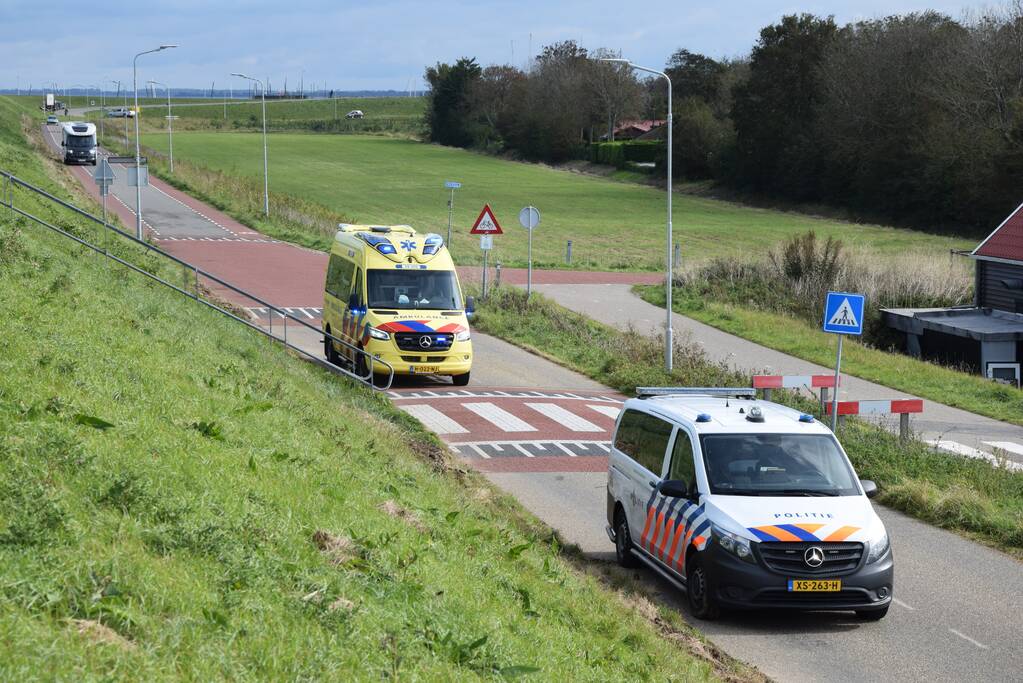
[463,402,537,432]
[525,402,602,432]
[948,628,989,650]
[588,404,622,419]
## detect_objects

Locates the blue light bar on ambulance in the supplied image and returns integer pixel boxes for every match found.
[360,233,397,254]
[422,233,444,255]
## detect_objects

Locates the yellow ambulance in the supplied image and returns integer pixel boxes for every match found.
[322,224,474,385]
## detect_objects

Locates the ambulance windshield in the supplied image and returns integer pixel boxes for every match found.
[367,269,462,310]
[699,434,860,496]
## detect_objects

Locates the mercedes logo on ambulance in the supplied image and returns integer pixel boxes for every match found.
[804,546,825,568]
[418,335,433,349]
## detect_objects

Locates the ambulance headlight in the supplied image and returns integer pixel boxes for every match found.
[455,330,471,342]
[866,530,890,564]
[367,326,390,341]
[712,524,754,563]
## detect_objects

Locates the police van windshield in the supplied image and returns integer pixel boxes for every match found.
[699,434,859,496]
[367,269,462,310]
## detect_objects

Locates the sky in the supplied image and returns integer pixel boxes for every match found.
[1,0,991,93]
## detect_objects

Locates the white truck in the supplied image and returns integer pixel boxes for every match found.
[61,122,97,165]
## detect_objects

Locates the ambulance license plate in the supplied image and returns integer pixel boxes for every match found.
[410,365,440,374]
[788,579,841,592]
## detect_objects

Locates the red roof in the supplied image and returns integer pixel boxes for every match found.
[972,202,1023,262]
[613,119,665,134]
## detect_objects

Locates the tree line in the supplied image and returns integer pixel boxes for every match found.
[424,4,1023,235]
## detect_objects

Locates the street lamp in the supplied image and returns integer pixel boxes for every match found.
[148,80,174,172]
[133,44,177,240]
[231,73,269,217]
[599,57,674,372]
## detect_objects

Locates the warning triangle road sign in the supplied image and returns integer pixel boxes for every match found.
[94,157,116,183]
[470,203,503,235]
[827,298,859,328]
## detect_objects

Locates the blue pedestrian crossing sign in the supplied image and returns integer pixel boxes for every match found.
[822,292,865,335]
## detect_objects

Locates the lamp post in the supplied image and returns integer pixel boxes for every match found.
[148,80,173,172]
[133,44,177,240]
[599,57,674,372]
[231,73,269,217]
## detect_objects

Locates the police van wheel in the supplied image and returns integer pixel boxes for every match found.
[686,554,720,620]
[614,509,639,568]
[855,606,889,621]
[452,372,470,387]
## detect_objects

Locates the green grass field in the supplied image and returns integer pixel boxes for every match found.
[156,96,425,122]
[0,96,737,680]
[136,132,971,271]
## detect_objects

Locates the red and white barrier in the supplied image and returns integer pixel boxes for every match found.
[753,374,837,389]
[824,399,923,416]
[825,398,923,441]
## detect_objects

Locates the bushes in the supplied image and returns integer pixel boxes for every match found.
[589,141,661,168]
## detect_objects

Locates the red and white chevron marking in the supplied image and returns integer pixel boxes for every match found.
[753,374,837,389]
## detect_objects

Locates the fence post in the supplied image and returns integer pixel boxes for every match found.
[495,262,502,289]
[899,413,910,443]
[566,240,572,264]
[820,387,829,417]
[762,387,772,402]
[838,414,846,431]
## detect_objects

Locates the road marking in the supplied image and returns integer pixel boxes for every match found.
[554,442,574,456]
[948,628,989,650]
[524,402,602,432]
[927,440,1023,471]
[892,598,915,611]
[467,444,490,459]
[463,402,537,432]
[983,441,1023,456]
[399,404,468,434]
[588,404,621,419]
[512,443,535,457]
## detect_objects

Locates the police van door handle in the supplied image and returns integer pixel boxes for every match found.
[648,480,658,490]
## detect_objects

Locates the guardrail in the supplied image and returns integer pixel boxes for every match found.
[0,169,393,391]
[825,399,923,441]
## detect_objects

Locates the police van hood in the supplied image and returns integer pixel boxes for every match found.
[704,494,882,544]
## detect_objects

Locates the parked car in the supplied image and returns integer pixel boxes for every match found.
[345,110,364,119]
[106,108,136,118]
[46,115,59,125]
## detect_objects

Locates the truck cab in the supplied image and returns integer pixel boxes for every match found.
[322,224,473,385]
[606,387,893,620]
[61,122,97,165]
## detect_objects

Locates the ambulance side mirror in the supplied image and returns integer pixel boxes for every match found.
[465,296,476,318]
[860,480,878,499]
[348,292,360,311]
[657,479,690,499]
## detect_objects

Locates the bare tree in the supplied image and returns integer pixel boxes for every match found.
[587,48,643,140]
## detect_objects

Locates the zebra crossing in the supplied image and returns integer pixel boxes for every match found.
[390,388,622,467]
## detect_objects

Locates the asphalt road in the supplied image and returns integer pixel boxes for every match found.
[42,124,1023,682]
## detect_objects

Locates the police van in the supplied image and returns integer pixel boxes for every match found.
[322,224,473,385]
[606,388,892,620]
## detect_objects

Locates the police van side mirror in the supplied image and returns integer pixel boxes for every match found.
[465,296,476,318]
[657,479,690,498]
[860,480,878,499]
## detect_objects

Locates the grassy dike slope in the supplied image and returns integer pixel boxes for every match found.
[0,99,725,680]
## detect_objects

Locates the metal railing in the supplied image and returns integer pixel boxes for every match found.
[0,169,393,390]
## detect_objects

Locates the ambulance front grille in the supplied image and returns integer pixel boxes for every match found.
[758,542,863,576]
[394,332,453,351]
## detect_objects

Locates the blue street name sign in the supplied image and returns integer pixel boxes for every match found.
[822,291,865,335]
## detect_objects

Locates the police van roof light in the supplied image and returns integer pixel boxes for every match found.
[799,413,815,423]
[636,387,757,399]
[696,413,712,423]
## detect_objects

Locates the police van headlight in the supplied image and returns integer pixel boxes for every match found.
[713,524,755,563]
[367,326,390,341]
[455,330,471,342]
[866,530,890,564]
